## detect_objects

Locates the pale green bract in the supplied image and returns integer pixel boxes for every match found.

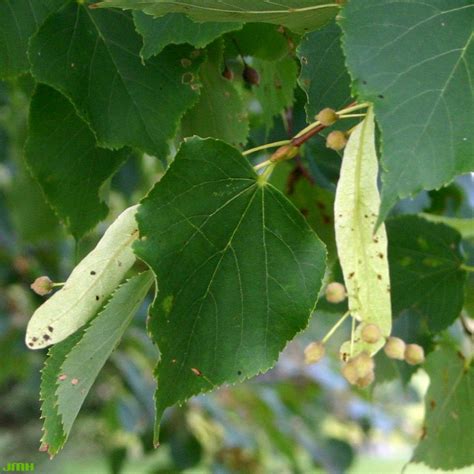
[26,206,139,349]
[97,1,339,33]
[334,108,392,357]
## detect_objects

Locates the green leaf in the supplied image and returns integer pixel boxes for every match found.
[40,331,82,457]
[253,56,298,132]
[0,0,64,78]
[420,214,474,240]
[335,108,391,357]
[25,85,129,239]
[386,215,467,332]
[29,4,204,159]
[133,11,241,59]
[134,137,326,442]
[412,346,474,470]
[39,272,152,456]
[339,1,474,221]
[181,40,249,146]
[26,206,139,349]
[297,22,351,121]
[97,1,340,34]
[286,178,336,263]
[226,23,293,61]
[56,272,154,437]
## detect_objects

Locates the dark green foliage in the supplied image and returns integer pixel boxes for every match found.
[0,1,472,470]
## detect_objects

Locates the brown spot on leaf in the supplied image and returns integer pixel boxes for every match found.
[191,368,202,376]
[90,271,96,275]
[48,326,54,332]
[43,334,50,341]
[71,378,79,385]
[348,272,355,279]
[59,374,67,381]
[430,399,436,410]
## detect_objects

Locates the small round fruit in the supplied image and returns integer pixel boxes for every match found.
[361,324,382,344]
[304,341,325,364]
[341,362,358,385]
[352,351,374,379]
[326,131,347,150]
[325,282,347,304]
[356,369,375,388]
[384,337,406,360]
[242,65,260,85]
[316,107,338,126]
[404,344,425,365]
[30,276,54,296]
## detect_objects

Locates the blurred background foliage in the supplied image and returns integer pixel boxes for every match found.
[0,47,473,473]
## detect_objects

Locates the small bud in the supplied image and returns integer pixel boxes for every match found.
[304,341,325,364]
[316,107,338,126]
[242,65,260,86]
[326,130,348,150]
[384,337,406,360]
[222,66,233,81]
[404,344,425,365]
[325,282,347,304]
[270,144,298,163]
[30,276,54,296]
[361,324,382,344]
[356,369,375,388]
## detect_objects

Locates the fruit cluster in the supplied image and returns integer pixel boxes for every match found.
[304,282,425,388]
[316,107,349,151]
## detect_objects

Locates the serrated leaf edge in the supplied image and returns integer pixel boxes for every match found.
[28,4,205,161]
[39,271,154,456]
[136,137,327,444]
